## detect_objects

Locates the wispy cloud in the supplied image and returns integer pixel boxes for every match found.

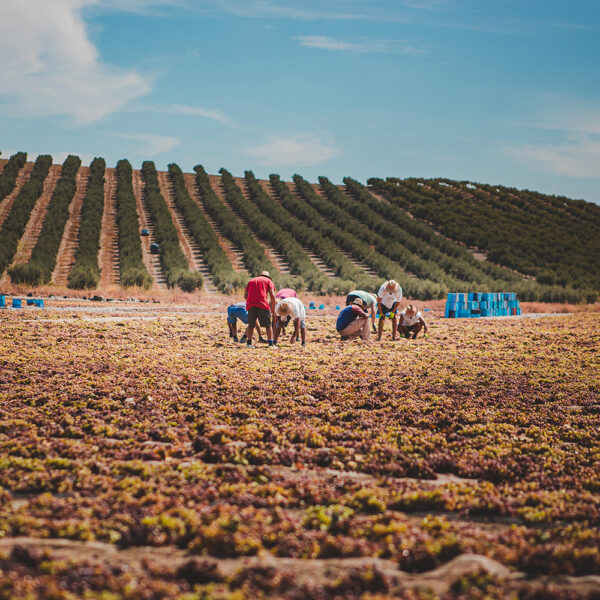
[245,134,339,167]
[88,0,188,16]
[296,35,424,55]
[506,104,600,178]
[0,0,151,123]
[202,0,414,22]
[506,135,600,179]
[147,104,235,126]
[111,132,181,156]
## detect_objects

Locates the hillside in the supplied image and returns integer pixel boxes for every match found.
[0,152,598,302]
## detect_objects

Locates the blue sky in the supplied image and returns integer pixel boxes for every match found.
[1,0,599,203]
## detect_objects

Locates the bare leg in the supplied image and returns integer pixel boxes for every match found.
[340,318,368,340]
[273,317,282,343]
[377,315,385,341]
[360,318,371,340]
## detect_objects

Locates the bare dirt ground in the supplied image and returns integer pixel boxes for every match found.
[98,167,120,288]
[132,168,167,288]
[182,173,248,279]
[51,166,89,286]
[157,170,202,273]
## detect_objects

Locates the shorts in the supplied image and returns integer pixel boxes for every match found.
[227,305,248,325]
[399,323,419,331]
[248,306,272,328]
[379,302,399,316]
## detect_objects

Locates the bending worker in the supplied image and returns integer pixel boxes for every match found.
[336,298,371,341]
[398,305,428,339]
[273,297,307,346]
[226,301,264,343]
[346,289,377,333]
[377,280,403,341]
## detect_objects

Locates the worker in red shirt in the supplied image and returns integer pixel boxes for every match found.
[244,271,277,348]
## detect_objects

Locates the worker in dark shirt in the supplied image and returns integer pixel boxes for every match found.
[336,298,371,341]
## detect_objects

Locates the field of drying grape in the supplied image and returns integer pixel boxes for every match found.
[0,307,599,599]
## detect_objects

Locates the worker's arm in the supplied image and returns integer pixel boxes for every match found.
[420,317,428,335]
[370,304,377,331]
[268,288,276,313]
[355,307,369,319]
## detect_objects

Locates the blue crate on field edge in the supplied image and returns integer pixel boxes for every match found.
[0,295,5,308]
[26,298,44,308]
[12,298,22,309]
[445,292,521,318]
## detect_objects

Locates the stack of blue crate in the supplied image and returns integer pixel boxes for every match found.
[445,292,521,318]
[0,295,5,309]
[26,298,45,308]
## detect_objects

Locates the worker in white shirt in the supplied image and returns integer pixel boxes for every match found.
[376,280,403,341]
[398,305,428,339]
[273,297,307,346]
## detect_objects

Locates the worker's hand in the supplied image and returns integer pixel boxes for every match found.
[372,323,377,333]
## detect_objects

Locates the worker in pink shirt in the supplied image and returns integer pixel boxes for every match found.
[244,271,277,348]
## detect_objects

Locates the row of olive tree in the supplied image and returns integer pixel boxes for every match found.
[115,160,153,289]
[168,163,246,292]
[228,170,331,292]
[0,155,52,278]
[379,177,595,302]
[10,155,81,285]
[347,177,525,286]
[67,158,106,289]
[141,161,202,292]
[0,152,27,201]
[291,174,443,299]
[366,178,522,285]
[193,165,275,278]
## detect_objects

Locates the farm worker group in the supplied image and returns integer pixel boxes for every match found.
[226,273,427,347]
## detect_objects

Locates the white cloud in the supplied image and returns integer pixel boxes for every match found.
[111,133,181,156]
[506,135,600,179]
[93,0,187,14]
[203,0,413,22]
[507,102,600,179]
[154,104,235,126]
[296,35,423,55]
[0,0,151,123]
[533,108,600,137]
[245,134,340,167]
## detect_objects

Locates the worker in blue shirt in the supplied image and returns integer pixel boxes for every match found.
[336,298,371,341]
[226,301,265,343]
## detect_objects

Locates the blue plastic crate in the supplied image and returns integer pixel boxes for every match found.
[0,295,5,308]
[12,298,22,308]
